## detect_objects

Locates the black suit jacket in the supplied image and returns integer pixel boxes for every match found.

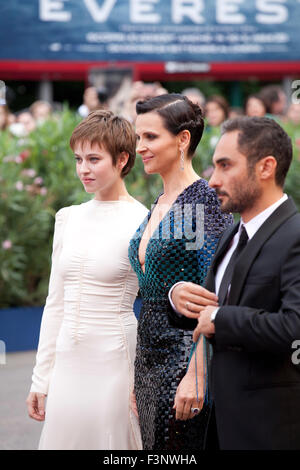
[169,197,300,449]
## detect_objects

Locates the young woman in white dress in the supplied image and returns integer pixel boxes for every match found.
[26,110,148,450]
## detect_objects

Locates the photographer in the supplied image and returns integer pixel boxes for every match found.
[77,86,107,118]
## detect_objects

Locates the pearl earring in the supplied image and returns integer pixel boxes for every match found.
[180,148,184,171]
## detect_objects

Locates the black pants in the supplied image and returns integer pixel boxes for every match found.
[204,404,220,450]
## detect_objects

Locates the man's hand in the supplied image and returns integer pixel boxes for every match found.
[171,282,218,319]
[193,306,217,342]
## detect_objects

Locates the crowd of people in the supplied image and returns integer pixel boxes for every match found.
[1,82,299,140]
[0,99,53,136]
[77,81,300,128]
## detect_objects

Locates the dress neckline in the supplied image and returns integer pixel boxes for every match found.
[91,198,135,205]
[138,178,202,275]
[153,178,202,206]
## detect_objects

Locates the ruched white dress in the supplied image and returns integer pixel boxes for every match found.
[30,198,148,450]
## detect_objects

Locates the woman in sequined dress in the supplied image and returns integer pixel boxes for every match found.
[128,94,233,450]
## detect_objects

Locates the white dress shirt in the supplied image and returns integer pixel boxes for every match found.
[169,194,288,319]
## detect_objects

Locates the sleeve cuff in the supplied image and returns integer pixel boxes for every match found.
[210,307,219,323]
[168,281,186,317]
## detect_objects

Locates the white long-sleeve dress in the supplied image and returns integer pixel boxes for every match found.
[30,198,148,450]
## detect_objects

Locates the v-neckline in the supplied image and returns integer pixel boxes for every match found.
[137,179,202,276]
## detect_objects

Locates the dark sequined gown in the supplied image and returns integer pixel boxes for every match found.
[128,179,233,450]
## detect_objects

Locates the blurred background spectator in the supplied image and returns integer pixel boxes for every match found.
[121,81,168,123]
[245,94,267,117]
[181,87,205,108]
[77,86,107,118]
[259,85,287,118]
[204,95,229,128]
[29,100,53,124]
[12,111,36,136]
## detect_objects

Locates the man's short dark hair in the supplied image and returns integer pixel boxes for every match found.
[221,116,293,187]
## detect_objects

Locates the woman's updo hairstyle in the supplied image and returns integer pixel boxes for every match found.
[136,93,204,158]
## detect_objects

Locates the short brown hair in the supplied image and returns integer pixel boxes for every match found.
[70,110,136,178]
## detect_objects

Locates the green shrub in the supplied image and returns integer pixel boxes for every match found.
[0,154,52,306]
[0,109,87,308]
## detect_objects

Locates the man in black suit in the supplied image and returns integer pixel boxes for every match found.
[170,116,300,450]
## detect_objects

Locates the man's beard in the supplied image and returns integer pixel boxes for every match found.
[216,173,262,214]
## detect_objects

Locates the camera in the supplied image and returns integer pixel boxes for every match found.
[96,86,108,103]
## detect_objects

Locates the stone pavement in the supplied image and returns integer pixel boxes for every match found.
[0,351,43,450]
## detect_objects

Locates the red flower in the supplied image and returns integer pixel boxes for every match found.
[19,150,30,162]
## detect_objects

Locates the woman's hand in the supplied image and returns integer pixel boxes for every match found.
[171,282,218,319]
[173,372,204,421]
[130,390,139,418]
[26,392,46,421]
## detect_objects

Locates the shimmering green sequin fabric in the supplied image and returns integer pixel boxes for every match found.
[129,179,233,450]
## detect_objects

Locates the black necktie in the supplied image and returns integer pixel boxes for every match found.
[218,225,249,305]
